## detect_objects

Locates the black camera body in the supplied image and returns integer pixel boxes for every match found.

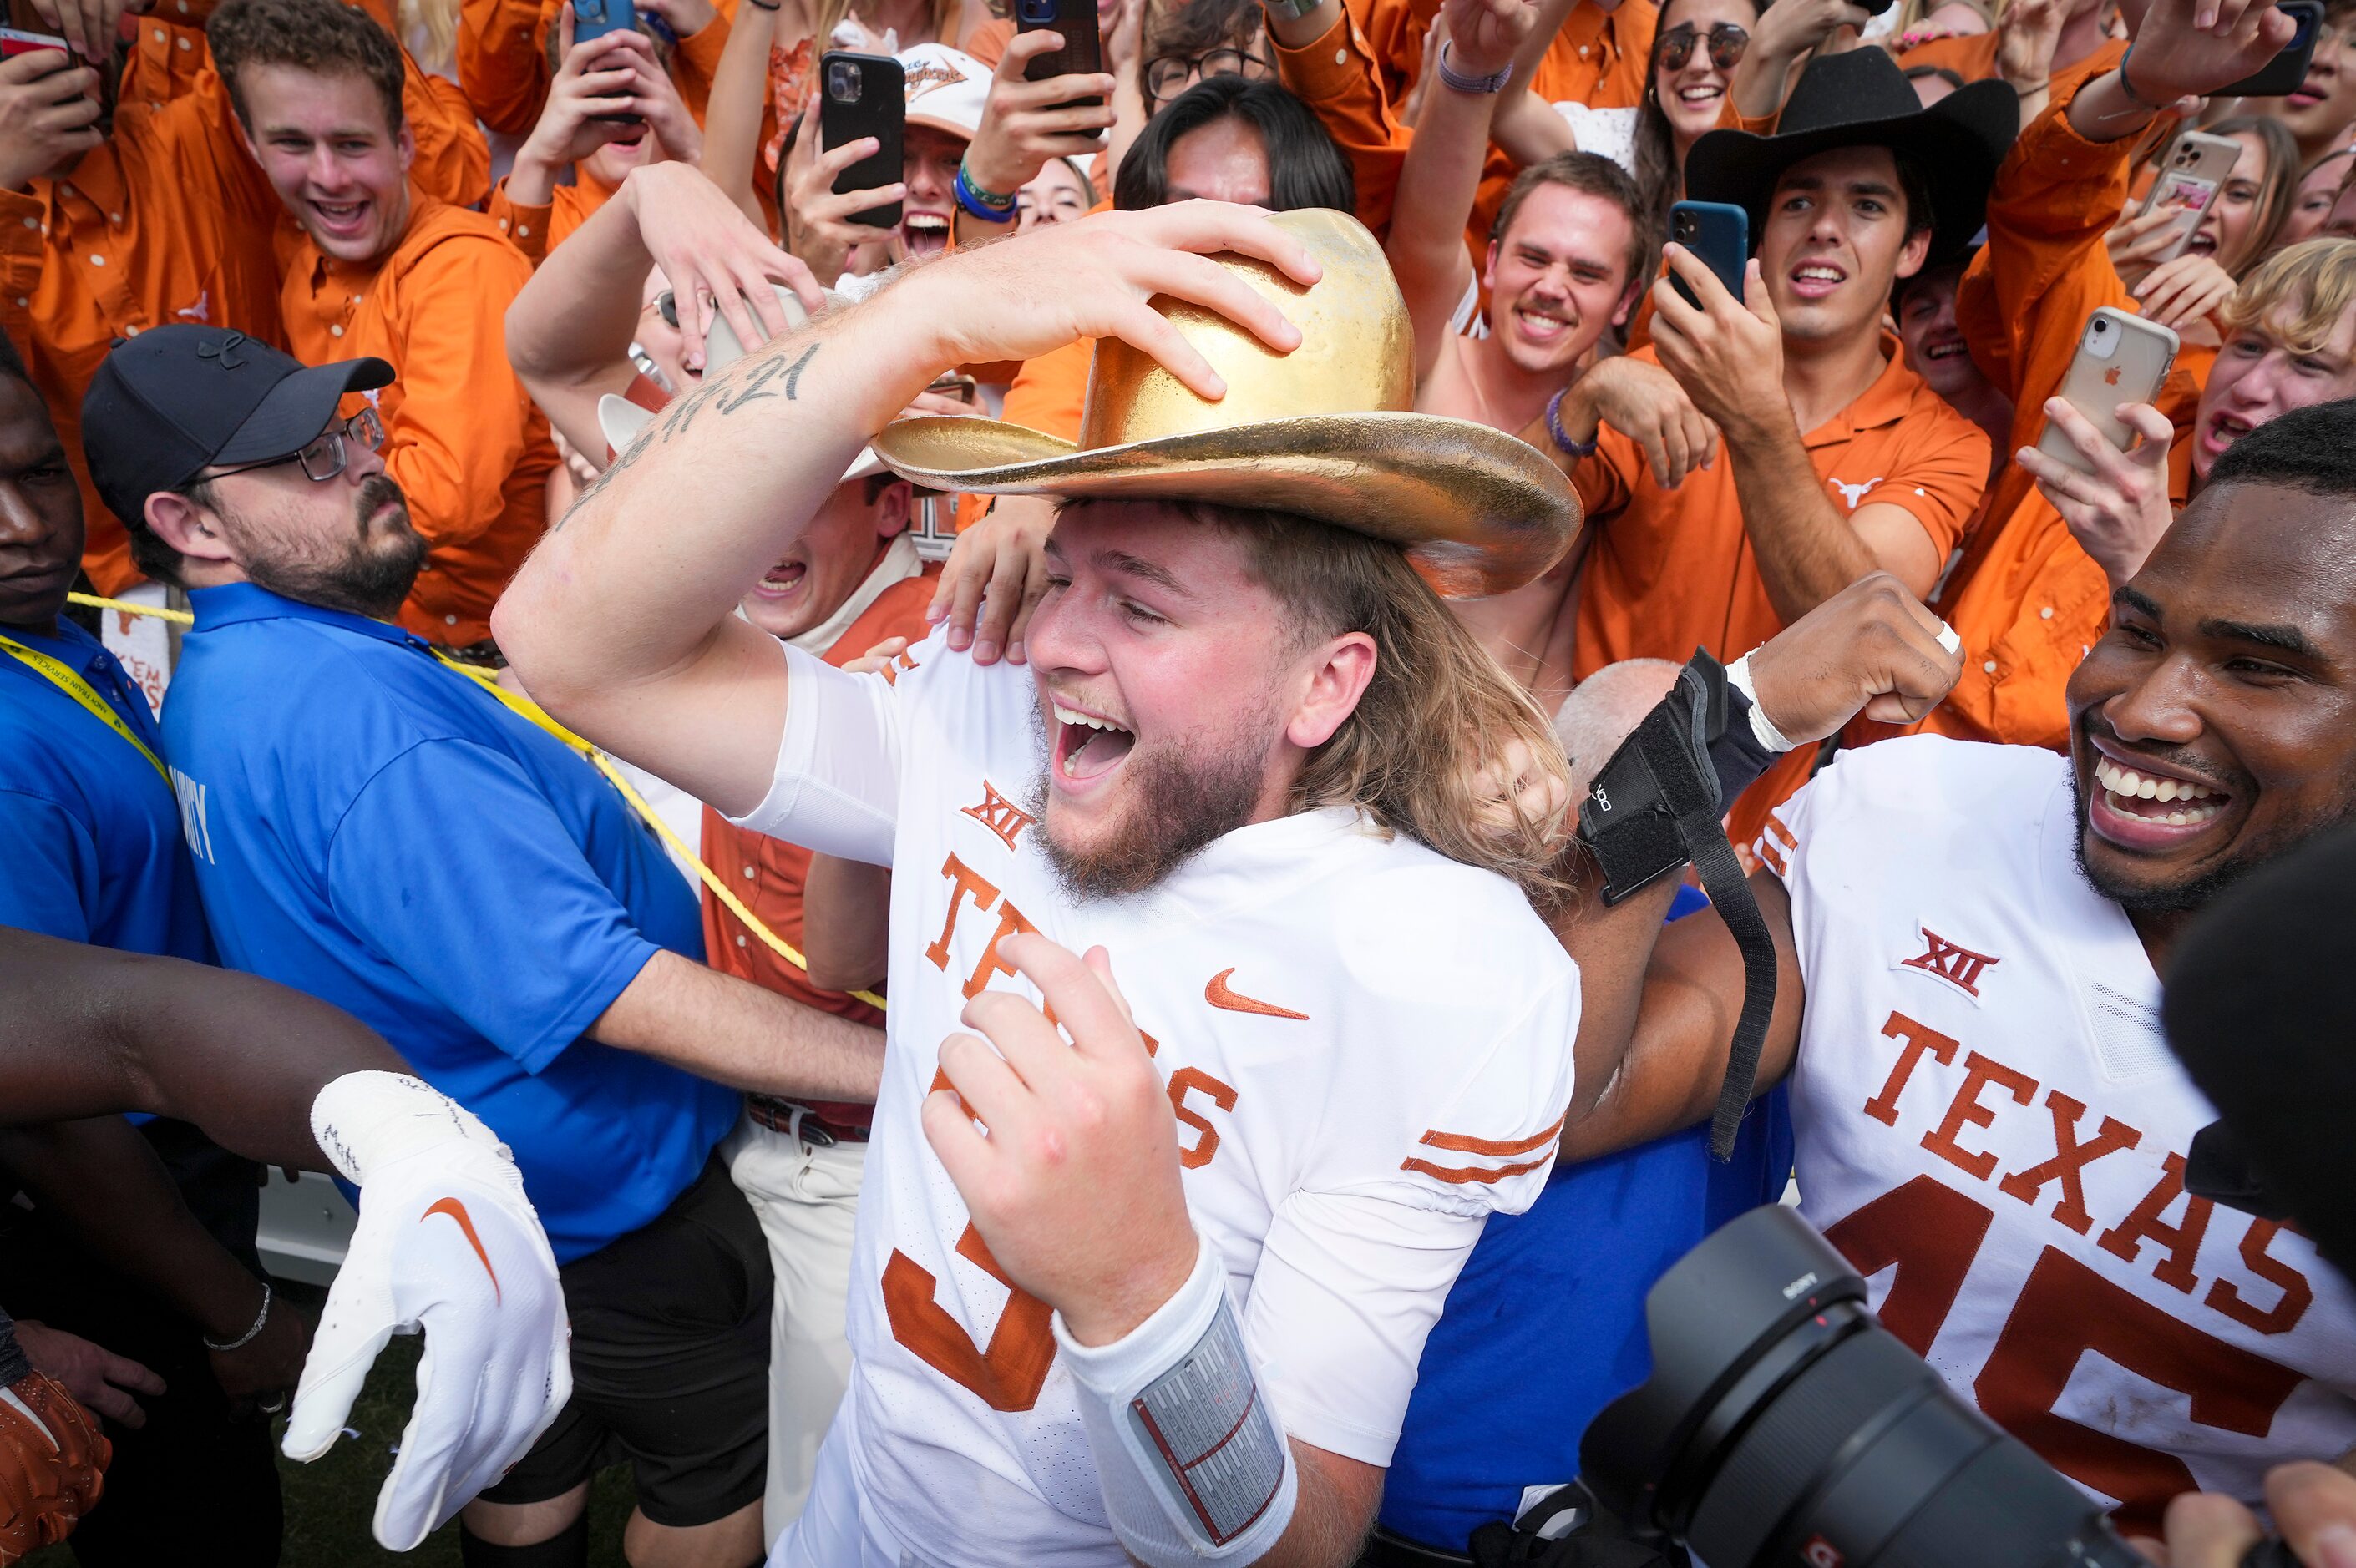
[1575,1206,2146,1568]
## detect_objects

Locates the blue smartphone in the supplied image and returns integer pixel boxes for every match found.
[570,0,638,53]
[1668,200,1750,311]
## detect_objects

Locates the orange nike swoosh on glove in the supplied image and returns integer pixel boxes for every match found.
[1204,969,1310,1021]
[422,1197,503,1305]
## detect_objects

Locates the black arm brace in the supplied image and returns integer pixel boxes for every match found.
[1573,650,1783,1160]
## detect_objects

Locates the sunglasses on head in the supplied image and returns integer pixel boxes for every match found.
[1659,21,1749,73]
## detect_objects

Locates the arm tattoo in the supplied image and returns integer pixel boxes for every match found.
[550,338,826,530]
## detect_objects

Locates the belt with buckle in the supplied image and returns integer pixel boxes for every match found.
[747,1096,870,1146]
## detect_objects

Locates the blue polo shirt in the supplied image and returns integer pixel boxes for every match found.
[161,583,736,1263]
[0,617,210,964]
[1377,888,1796,1551]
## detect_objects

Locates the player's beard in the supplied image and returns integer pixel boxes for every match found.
[231,475,426,621]
[1029,703,1271,901]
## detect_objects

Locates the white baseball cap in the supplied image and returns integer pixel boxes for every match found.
[899,43,988,141]
[600,284,883,484]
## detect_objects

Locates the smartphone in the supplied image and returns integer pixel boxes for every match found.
[2136,131,2243,265]
[2034,308,2180,477]
[1668,201,1749,311]
[1015,0,1103,113]
[0,25,68,59]
[569,0,638,51]
[2220,0,2323,96]
[819,51,905,229]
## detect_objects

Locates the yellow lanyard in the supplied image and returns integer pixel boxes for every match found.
[429,652,888,1013]
[0,632,170,787]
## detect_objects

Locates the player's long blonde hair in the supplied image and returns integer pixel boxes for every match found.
[1180,500,1579,918]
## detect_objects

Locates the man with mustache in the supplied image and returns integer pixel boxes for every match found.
[1556,397,2356,1535]
[78,323,887,1566]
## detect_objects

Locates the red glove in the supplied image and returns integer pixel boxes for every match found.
[0,1368,109,1564]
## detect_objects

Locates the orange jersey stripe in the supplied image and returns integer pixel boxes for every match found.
[1400,1153,1556,1186]
[1417,1110,1567,1157]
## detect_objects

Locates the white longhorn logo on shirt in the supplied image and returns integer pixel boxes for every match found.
[1832,477,1883,509]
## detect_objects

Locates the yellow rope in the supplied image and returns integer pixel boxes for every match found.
[69,593,884,1011]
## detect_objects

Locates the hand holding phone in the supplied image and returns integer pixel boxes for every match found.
[1666,201,1750,311]
[2136,131,2242,267]
[2219,0,2323,96]
[0,33,101,190]
[2033,307,2179,476]
[1013,0,1105,111]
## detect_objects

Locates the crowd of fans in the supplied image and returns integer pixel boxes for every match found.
[4,0,2356,1558]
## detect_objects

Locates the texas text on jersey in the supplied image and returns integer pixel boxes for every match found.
[1760,736,2356,1535]
[732,625,1583,1566]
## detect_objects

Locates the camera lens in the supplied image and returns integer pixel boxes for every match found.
[1583,1207,2149,1568]
[828,59,859,98]
[1019,0,1056,22]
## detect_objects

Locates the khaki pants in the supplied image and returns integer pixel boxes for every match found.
[722,1109,865,1550]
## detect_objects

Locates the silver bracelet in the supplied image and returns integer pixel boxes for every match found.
[203,1282,271,1352]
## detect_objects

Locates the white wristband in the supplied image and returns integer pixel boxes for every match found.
[1055,1239,1298,1565]
[309,1070,509,1186]
[1725,653,1798,754]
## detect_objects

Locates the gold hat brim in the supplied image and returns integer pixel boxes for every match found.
[872,410,1581,599]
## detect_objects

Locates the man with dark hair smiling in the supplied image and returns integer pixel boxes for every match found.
[1554,391,2356,1535]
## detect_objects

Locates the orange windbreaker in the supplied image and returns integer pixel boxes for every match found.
[1569,339,1990,842]
[1861,85,2197,756]
[279,190,560,646]
[2,23,287,596]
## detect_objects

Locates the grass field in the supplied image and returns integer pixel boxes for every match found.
[27,1287,642,1566]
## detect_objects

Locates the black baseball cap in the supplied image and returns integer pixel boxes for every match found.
[79,324,394,528]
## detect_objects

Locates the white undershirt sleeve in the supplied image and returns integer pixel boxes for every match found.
[722,640,904,867]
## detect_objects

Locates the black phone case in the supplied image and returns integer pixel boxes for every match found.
[1668,204,1749,311]
[1016,0,1104,113]
[820,52,905,228]
[2221,0,2322,96]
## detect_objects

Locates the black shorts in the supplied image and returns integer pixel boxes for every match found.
[479,1154,773,1527]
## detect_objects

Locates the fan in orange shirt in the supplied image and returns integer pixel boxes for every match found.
[208,0,561,652]
[488,12,706,264]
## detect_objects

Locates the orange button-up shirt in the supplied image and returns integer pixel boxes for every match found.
[1895,29,2124,105]
[702,560,940,1123]
[1882,86,2197,755]
[459,0,733,138]
[1571,340,1989,839]
[1,28,287,596]
[279,190,559,646]
[485,170,613,264]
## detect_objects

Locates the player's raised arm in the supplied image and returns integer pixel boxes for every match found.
[494,202,1322,817]
[1556,575,1963,1161]
[0,930,570,1553]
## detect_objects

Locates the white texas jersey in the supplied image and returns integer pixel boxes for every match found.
[734,626,1582,1566]
[1758,736,2356,1531]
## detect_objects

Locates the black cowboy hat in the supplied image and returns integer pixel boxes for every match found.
[1684,48,2019,269]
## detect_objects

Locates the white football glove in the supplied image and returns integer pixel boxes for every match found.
[281,1072,571,1550]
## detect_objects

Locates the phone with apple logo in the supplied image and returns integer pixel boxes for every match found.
[2035,307,2179,477]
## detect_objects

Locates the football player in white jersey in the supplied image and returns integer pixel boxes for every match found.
[1558,396,2356,1536]
[494,198,1959,1567]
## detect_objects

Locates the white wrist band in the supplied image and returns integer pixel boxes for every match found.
[310,1070,509,1186]
[1055,1239,1298,1565]
[1725,653,1798,754]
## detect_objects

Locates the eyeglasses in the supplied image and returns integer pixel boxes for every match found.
[1659,22,1749,73]
[1146,48,1272,105]
[210,407,385,483]
[656,289,680,329]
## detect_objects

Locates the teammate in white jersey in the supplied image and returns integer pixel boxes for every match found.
[1560,394,2356,1535]
[495,193,1965,1564]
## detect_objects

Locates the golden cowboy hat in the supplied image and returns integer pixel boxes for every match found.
[869,208,1580,599]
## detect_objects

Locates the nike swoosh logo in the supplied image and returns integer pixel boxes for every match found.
[1204,968,1309,1021]
[422,1196,503,1305]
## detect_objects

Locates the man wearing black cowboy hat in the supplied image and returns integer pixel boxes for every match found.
[1540,44,2017,848]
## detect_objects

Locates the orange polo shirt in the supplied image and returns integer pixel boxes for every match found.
[1571,339,1989,839]
[279,190,559,646]
[702,559,940,1125]
[1,30,287,596]
[1880,88,2198,755]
